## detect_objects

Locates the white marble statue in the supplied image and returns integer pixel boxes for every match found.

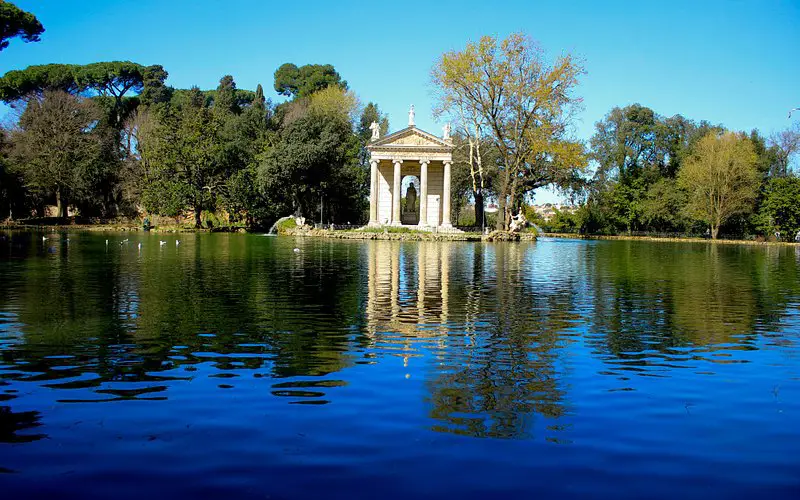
[442,123,451,141]
[509,208,528,233]
[369,121,380,141]
[408,105,415,127]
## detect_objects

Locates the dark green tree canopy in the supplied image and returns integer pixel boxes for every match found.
[273,63,347,99]
[11,90,117,216]
[0,61,163,102]
[0,1,44,52]
[139,64,171,106]
[253,83,265,110]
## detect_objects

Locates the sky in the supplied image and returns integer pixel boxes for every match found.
[2,0,799,203]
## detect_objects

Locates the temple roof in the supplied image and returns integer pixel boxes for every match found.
[367,126,454,153]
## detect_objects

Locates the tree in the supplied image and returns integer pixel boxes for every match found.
[273,63,347,99]
[678,131,760,239]
[0,1,44,52]
[258,86,364,223]
[640,178,690,232]
[253,84,266,110]
[591,104,660,185]
[141,87,224,227]
[756,176,800,235]
[0,127,29,219]
[213,75,239,115]
[769,124,800,177]
[0,62,162,129]
[431,32,586,230]
[11,91,116,217]
[138,64,171,106]
[432,75,494,228]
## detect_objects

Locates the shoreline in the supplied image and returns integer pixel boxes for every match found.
[5,223,798,247]
[542,232,800,247]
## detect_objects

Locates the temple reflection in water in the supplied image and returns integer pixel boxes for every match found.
[366,241,451,338]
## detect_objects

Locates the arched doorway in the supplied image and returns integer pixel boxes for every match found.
[401,175,420,225]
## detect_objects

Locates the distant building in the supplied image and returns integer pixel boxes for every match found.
[531,203,576,221]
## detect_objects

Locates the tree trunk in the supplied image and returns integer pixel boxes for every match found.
[497,195,506,231]
[194,205,202,228]
[711,225,719,240]
[474,191,484,229]
[56,188,68,218]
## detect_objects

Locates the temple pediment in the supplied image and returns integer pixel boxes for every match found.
[368,126,453,151]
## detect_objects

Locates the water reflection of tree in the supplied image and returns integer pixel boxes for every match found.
[0,235,370,395]
[586,241,800,358]
[0,406,45,443]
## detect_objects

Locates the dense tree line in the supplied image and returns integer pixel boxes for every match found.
[0,58,386,228]
[540,104,800,239]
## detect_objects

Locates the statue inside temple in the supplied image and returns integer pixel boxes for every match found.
[405,183,417,213]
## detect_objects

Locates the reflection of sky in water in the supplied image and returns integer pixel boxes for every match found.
[0,233,799,499]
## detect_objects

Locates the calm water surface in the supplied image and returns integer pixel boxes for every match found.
[1,232,799,499]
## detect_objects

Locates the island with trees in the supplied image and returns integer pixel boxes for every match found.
[1,1,798,242]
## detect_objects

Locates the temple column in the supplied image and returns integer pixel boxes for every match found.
[369,159,379,225]
[391,159,402,226]
[419,159,429,228]
[441,160,453,228]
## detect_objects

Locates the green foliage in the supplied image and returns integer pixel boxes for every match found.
[0,61,149,100]
[640,178,690,232]
[139,65,171,106]
[0,1,44,51]
[756,176,800,235]
[140,87,225,227]
[678,131,760,239]
[273,63,347,99]
[275,217,299,233]
[10,90,117,217]
[258,100,365,223]
[253,84,266,110]
[542,209,581,233]
[0,61,167,130]
[0,128,29,218]
[140,179,191,217]
[584,104,786,237]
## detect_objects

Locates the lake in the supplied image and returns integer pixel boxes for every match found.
[1,232,799,499]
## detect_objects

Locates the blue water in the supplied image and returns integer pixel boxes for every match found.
[1,232,799,499]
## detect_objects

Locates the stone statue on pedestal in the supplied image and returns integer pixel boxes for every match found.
[408,105,415,127]
[369,121,380,141]
[509,208,528,232]
[404,184,417,213]
[401,183,419,225]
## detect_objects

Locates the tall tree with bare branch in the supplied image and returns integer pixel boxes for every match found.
[431,32,587,230]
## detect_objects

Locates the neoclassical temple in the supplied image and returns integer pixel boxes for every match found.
[366,106,455,229]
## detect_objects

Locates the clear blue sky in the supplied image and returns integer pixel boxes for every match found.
[2,0,798,203]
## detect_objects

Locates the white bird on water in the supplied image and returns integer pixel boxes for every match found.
[175,240,180,246]
[42,236,47,242]
[138,242,142,251]
[105,239,109,246]
[293,248,301,253]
